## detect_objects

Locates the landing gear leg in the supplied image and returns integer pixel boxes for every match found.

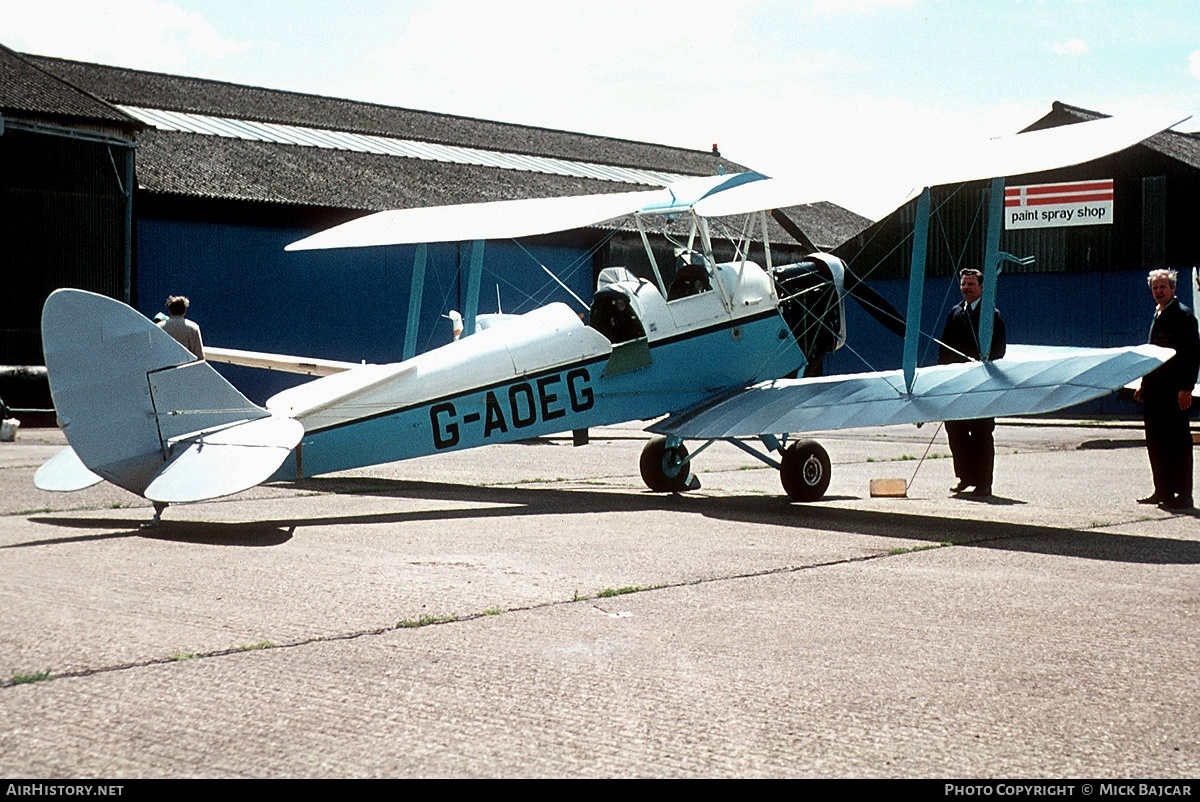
[639,436,700,492]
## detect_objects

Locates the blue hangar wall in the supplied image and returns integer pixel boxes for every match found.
[136,216,596,404]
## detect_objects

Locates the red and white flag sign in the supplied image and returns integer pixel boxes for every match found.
[1005,179,1114,229]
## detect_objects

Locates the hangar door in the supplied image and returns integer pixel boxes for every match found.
[0,124,132,365]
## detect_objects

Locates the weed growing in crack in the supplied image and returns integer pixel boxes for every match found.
[9,669,52,685]
[596,586,641,598]
[396,614,457,629]
[239,641,275,652]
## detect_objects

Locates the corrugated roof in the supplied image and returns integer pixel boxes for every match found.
[779,202,873,251]
[28,54,738,177]
[119,105,685,187]
[133,129,645,209]
[0,45,137,128]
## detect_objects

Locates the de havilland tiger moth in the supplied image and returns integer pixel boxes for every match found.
[34,112,1189,523]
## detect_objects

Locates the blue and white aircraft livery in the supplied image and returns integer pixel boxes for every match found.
[35,113,1188,522]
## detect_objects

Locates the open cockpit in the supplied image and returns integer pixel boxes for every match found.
[584,198,848,379]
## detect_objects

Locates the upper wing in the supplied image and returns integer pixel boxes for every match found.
[286,188,666,251]
[285,172,769,251]
[694,112,1191,219]
[649,344,1171,439]
[284,112,1189,253]
[919,111,1191,191]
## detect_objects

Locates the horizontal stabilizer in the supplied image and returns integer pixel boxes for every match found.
[145,416,304,503]
[34,446,104,492]
[206,346,361,376]
[266,361,418,420]
[651,344,1171,439]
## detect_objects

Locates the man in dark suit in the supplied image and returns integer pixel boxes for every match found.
[1135,269,1198,510]
[939,268,1006,497]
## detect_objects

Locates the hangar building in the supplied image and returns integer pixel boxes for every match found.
[0,47,141,367]
[2,45,866,406]
[5,43,1194,418]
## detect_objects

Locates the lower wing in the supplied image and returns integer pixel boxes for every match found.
[650,344,1171,439]
[205,346,361,376]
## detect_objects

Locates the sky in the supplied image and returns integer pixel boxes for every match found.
[5,0,1199,218]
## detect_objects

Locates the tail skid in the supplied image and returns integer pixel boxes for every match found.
[38,290,302,503]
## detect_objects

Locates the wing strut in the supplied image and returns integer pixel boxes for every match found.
[979,176,1004,361]
[464,239,485,337]
[902,187,932,394]
[403,243,427,361]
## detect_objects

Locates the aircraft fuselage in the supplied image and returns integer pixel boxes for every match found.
[269,263,807,479]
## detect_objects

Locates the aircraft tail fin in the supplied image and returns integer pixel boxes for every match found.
[40,289,302,501]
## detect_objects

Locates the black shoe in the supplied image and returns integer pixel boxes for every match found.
[1160,496,1194,511]
[1138,493,1170,504]
[970,486,992,497]
[951,481,971,493]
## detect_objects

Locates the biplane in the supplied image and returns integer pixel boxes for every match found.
[34,112,1187,522]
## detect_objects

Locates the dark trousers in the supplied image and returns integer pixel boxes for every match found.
[946,418,996,489]
[1144,392,1193,500]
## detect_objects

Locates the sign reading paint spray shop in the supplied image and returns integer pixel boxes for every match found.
[1005,179,1113,229]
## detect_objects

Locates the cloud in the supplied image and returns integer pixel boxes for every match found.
[1050,39,1089,56]
[1189,50,1200,79]
[5,0,249,71]
[357,0,776,137]
[810,0,915,12]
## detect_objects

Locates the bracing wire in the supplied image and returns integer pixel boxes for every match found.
[908,421,945,490]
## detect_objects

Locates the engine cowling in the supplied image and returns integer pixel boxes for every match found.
[772,253,847,376]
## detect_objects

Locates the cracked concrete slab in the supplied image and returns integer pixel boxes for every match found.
[1,421,1196,777]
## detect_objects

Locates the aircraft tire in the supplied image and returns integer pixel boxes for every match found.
[780,439,831,502]
[639,436,693,492]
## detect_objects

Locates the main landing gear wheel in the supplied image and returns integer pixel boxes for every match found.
[640,436,699,492]
[780,439,831,502]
